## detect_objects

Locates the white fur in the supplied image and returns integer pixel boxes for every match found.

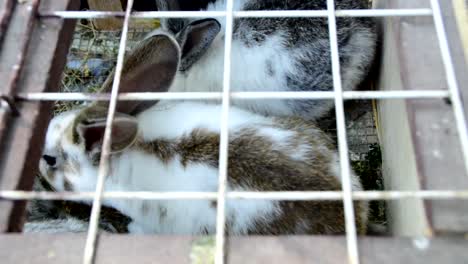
[170,31,296,118]
[153,0,377,121]
[23,218,94,234]
[157,0,298,118]
[41,102,290,234]
[41,102,365,234]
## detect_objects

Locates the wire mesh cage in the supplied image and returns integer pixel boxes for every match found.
[51,16,386,234]
[0,0,467,263]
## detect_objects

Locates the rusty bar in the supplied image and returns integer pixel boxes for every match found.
[0,0,40,153]
[0,0,15,46]
[0,0,79,232]
[0,0,42,233]
[5,0,40,103]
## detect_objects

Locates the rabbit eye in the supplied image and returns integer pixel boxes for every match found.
[42,155,57,166]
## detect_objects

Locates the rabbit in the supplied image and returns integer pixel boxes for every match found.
[38,31,368,235]
[149,0,377,121]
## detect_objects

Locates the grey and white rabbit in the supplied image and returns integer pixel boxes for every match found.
[151,0,377,120]
[39,31,368,235]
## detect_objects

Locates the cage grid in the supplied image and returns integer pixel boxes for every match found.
[62,23,382,162]
[0,0,467,263]
[62,16,380,163]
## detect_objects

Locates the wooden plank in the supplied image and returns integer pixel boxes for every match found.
[452,0,468,64]
[376,0,468,234]
[230,236,468,264]
[374,0,431,236]
[0,0,79,232]
[426,0,468,234]
[87,0,124,30]
[0,235,467,263]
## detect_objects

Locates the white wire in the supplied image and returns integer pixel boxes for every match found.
[2,190,468,201]
[17,90,449,101]
[235,9,433,18]
[215,0,234,263]
[327,0,360,263]
[41,9,433,19]
[430,0,468,175]
[82,1,134,263]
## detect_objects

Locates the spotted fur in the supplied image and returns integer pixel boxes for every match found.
[39,31,368,235]
[41,102,367,235]
[154,0,377,120]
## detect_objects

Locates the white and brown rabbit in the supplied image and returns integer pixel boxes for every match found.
[152,0,377,120]
[39,32,368,235]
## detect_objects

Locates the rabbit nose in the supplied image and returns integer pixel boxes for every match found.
[43,155,57,166]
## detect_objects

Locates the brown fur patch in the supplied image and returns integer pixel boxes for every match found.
[133,122,367,235]
[134,139,177,164]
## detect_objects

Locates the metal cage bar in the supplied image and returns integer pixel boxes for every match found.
[82,0,135,263]
[39,9,434,19]
[2,190,468,201]
[214,0,235,263]
[326,0,359,263]
[430,0,468,174]
[15,90,451,101]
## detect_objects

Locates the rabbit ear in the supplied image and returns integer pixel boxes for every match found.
[98,33,180,115]
[176,18,221,71]
[75,110,139,154]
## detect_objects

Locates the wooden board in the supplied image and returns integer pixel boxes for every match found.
[0,235,467,263]
[375,0,468,234]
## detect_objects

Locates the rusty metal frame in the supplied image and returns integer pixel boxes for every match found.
[0,0,79,231]
[0,0,15,45]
